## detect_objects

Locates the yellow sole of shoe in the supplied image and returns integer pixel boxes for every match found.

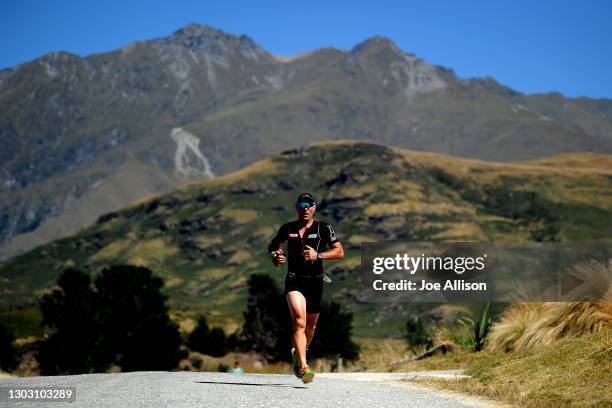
[301,373,314,384]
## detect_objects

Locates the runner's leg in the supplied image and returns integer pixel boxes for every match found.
[305,313,319,347]
[304,276,322,348]
[287,291,308,368]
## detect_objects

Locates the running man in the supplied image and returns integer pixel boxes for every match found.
[268,192,344,383]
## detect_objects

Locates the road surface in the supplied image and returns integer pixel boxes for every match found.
[0,371,497,407]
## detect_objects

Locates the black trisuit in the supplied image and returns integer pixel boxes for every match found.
[269,220,338,314]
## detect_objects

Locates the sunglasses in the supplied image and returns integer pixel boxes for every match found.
[297,202,315,209]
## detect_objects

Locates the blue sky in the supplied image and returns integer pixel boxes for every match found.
[1,0,611,98]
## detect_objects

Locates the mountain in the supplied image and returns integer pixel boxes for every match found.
[1,142,611,336]
[2,23,612,261]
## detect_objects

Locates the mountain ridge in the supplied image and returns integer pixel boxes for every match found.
[1,22,611,262]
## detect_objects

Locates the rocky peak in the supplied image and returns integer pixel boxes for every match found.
[38,52,81,78]
[165,23,266,59]
[39,51,80,61]
[349,36,446,95]
[350,36,401,55]
[172,23,229,42]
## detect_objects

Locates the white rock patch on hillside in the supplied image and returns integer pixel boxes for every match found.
[170,127,215,180]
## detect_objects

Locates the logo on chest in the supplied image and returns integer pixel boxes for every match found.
[289,233,299,238]
[307,234,318,239]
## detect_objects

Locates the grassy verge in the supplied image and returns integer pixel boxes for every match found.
[349,337,480,372]
[413,328,612,407]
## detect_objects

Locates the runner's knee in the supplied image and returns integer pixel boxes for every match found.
[293,316,306,331]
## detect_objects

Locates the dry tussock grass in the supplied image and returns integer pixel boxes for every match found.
[0,370,15,379]
[487,260,612,352]
[352,338,411,372]
[421,328,612,407]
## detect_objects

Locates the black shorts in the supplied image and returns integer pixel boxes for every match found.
[284,272,323,314]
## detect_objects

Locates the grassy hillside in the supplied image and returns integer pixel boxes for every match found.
[418,328,612,407]
[1,142,611,337]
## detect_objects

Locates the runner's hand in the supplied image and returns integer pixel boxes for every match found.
[303,245,317,261]
[272,249,286,266]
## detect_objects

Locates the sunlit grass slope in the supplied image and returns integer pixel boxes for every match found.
[1,142,611,336]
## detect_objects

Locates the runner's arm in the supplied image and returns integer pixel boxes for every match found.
[268,224,288,265]
[268,224,287,253]
[317,241,344,260]
[317,222,344,260]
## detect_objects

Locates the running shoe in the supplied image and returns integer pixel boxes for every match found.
[291,347,300,376]
[297,366,315,384]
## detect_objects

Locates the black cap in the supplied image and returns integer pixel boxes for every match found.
[296,192,316,205]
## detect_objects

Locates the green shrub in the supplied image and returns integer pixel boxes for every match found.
[188,316,229,357]
[458,303,492,352]
[403,316,433,352]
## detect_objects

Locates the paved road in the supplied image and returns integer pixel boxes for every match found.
[0,371,496,408]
